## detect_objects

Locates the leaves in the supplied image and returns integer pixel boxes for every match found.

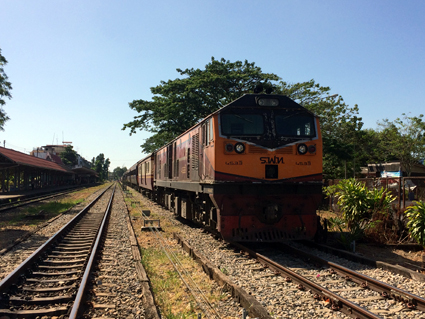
[59,145,78,166]
[0,48,12,131]
[93,153,110,181]
[377,114,425,176]
[405,201,425,248]
[325,179,395,249]
[123,57,282,153]
[276,80,364,179]
[112,166,127,179]
[123,58,363,174]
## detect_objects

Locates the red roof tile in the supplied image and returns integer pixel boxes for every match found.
[0,147,71,173]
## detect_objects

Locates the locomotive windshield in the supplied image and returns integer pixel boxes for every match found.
[220,107,317,148]
[221,113,264,135]
[275,112,316,138]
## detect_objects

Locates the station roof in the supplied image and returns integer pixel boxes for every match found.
[71,165,98,176]
[0,147,72,173]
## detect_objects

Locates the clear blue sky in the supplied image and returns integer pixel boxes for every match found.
[1,0,424,170]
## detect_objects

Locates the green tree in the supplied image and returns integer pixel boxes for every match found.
[123,58,363,179]
[276,80,363,179]
[103,158,110,181]
[60,145,78,166]
[377,114,425,176]
[112,166,127,180]
[0,48,12,131]
[93,153,110,181]
[123,57,280,152]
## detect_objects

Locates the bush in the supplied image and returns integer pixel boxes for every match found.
[325,179,395,250]
[405,201,425,248]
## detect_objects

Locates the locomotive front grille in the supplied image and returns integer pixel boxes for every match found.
[248,145,267,153]
[248,145,294,154]
[265,165,278,179]
[276,146,293,154]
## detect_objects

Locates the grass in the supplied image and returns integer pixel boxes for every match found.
[140,247,208,319]
[1,199,84,227]
[0,185,106,228]
[122,187,234,319]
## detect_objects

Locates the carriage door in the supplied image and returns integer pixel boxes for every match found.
[167,144,173,179]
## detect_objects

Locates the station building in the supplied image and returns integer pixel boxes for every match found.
[0,146,98,193]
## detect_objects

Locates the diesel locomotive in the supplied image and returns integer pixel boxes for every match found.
[124,93,323,242]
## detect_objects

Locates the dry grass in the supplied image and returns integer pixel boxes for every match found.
[123,187,237,319]
[317,209,339,220]
[0,183,111,249]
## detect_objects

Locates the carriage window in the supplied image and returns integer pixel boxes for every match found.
[275,114,316,137]
[221,114,264,135]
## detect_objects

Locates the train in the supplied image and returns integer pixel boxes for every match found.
[123,92,323,242]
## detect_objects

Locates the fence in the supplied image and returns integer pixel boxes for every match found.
[327,177,425,213]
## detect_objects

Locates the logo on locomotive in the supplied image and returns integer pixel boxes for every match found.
[260,156,285,164]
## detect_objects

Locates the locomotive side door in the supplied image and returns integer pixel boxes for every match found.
[167,144,173,179]
[199,123,205,180]
[190,129,200,182]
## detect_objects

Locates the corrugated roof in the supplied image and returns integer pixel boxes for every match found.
[0,147,71,173]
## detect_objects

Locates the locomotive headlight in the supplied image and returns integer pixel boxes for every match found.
[297,143,308,155]
[308,145,316,153]
[225,143,234,152]
[234,143,245,154]
[257,98,279,107]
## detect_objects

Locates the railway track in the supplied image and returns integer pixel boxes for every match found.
[0,184,115,318]
[0,186,87,213]
[234,241,425,318]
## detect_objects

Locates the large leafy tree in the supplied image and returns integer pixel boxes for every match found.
[0,48,12,131]
[60,145,78,166]
[123,57,280,152]
[275,80,363,179]
[355,129,397,169]
[377,114,425,176]
[112,166,127,180]
[94,153,110,181]
[124,58,363,178]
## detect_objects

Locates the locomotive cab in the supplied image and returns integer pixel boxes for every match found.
[208,94,323,241]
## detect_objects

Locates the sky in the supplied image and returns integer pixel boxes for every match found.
[1,0,425,170]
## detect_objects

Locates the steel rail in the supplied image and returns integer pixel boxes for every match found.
[68,184,116,319]
[0,186,86,213]
[0,184,112,294]
[231,242,381,319]
[279,242,425,311]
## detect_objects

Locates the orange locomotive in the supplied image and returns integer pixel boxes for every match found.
[126,93,323,241]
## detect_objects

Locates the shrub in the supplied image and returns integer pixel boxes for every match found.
[325,179,395,250]
[405,201,425,248]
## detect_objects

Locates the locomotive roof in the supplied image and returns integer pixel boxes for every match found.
[218,93,307,111]
[153,93,316,152]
